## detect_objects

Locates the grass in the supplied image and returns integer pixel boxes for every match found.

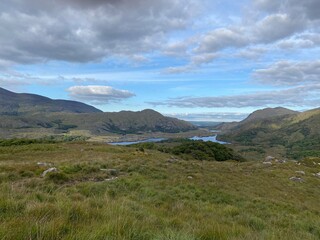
[0,142,319,239]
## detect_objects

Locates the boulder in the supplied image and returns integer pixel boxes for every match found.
[37,162,53,167]
[262,162,272,165]
[289,176,304,182]
[41,167,58,177]
[312,172,320,178]
[295,171,305,175]
[275,159,286,163]
[264,156,275,162]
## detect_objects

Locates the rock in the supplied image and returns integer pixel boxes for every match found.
[187,176,193,179]
[289,176,304,182]
[41,167,58,177]
[264,156,275,162]
[37,162,52,167]
[168,159,177,163]
[312,172,320,178]
[262,162,272,165]
[275,159,286,163]
[295,171,305,175]
[105,177,118,181]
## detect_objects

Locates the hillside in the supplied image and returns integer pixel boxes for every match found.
[45,109,197,135]
[219,107,320,159]
[241,107,298,123]
[0,88,196,138]
[0,87,102,114]
[0,110,197,138]
[0,140,319,239]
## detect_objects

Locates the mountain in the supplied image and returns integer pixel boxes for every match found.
[241,107,298,123]
[45,109,197,134]
[0,88,196,137]
[0,87,102,114]
[217,107,299,132]
[218,107,320,159]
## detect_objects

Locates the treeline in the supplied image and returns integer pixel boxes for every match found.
[0,135,88,146]
[131,139,245,162]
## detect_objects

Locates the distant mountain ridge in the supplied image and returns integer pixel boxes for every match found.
[0,87,196,137]
[0,87,102,114]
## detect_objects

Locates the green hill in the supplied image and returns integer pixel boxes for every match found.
[0,88,196,138]
[219,107,320,159]
[0,87,102,114]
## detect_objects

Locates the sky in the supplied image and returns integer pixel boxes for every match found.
[0,0,319,121]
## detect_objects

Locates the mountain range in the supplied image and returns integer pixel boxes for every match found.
[0,87,196,138]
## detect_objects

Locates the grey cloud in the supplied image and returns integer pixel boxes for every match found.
[254,14,306,43]
[191,53,218,65]
[254,0,320,21]
[253,60,320,85]
[163,41,192,58]
[186,0,319,67]
[0,0,200,65]
[148,84,320,108]
[277,33,320,49]
[196,28,247,53]
[68,85,135,104]
[163,53,218,74]
[235,47,267,59]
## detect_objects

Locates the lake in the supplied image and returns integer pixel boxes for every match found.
[109,135,229,145]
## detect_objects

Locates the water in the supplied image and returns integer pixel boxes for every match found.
[189,135,229,144]
[109,138,167,146]
[109,135,229,145]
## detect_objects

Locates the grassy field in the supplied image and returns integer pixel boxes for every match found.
[0,141,320,239]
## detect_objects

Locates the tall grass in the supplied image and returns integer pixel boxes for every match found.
[0,142,319,239]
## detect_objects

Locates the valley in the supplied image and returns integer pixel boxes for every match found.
[1,88,319,239]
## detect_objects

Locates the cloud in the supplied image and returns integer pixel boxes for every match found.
[254,0,320,21]
[165,112,249,122]
[163,52,218,74]
[235,47,267,59]
[254,14,306,43]
[253,60,320,85]
[147,84,320,108]
[196,28,247,53]
[163,65,194,74]
[0,0,200,66]
[68,85,135,104]
[277,33,320,49]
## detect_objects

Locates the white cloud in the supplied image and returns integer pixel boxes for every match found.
[68,85,135,104]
